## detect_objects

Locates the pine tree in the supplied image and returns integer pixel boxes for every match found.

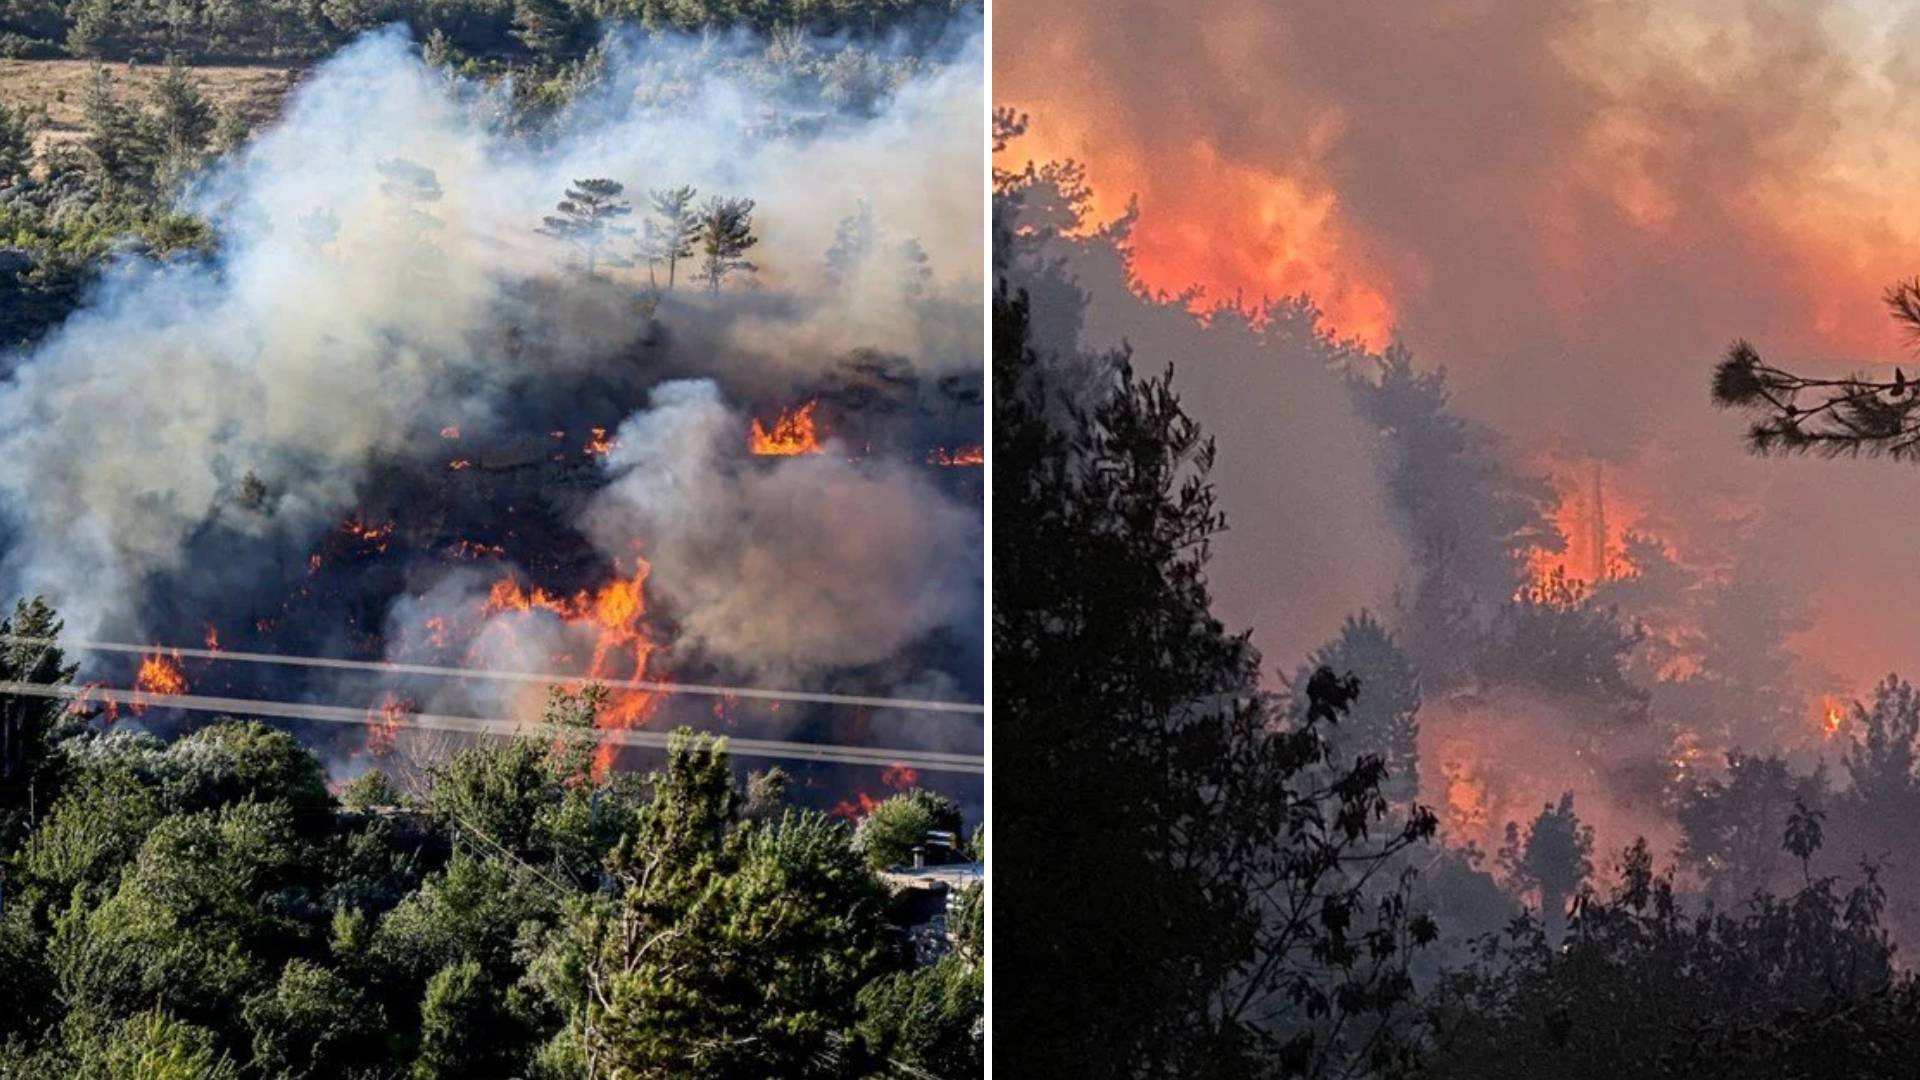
[539,178,634,276]
[695,194,757,292]
[151,56,214,185]
[825,199,877,287]
[83,65,159,194]
[638,184,696,290]
[512,0,574,58]
[0,103,34,187]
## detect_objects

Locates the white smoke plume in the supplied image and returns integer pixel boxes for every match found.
[0,21,983,677]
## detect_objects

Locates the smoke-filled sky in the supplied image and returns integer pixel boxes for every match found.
[997,0,1920,693]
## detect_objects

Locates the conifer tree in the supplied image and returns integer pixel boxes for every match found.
[540,178,634,276]
[695,194,757,292]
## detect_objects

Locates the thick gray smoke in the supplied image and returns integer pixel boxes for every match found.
[584,378,979,677]
[0,22,983,686]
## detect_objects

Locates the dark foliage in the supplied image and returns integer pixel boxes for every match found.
[995,281,1437,1079]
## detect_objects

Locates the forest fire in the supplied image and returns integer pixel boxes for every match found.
[1524,456,1645,589]
[337,515,395,553]
[749,400,822,456]
[583,427,616,456]
[831,760,922,820]
[1823,698,1845,738]
[366,692,415,756]
[928,445,984,466]
[482,560,661,774]
[132,651,187,712]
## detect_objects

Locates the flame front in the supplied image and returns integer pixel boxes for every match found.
[927,446,984,467]
[749,401,822,456]
[133,652,187,713]
[484,559,661,775]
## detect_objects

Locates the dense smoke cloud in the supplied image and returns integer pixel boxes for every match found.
[585,378,979,677]
[0,21,983,681]
[997,0,1920,692]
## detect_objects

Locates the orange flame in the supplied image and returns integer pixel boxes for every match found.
[367,692,415,757]
[749,401,822,456]
[203,626,220,652]
[584,427,617,457]
[1822,698,1845,738]
[132,652,187,713]
[831,761,923,820]
[447,459,472,471]
[484,560,661,776]
[927,446,985,467]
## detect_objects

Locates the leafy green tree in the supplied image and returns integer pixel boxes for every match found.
[639,183,696,290]
[852,787,962,870]
[539,177,633,276]
[0,596,78,833]
[412,958,512,1079]
[584,807,890,1077]
[80,1008,240,1080]
[856,947,982,1077]
[242,959,385,1080]
[511,0,573,58]
[695,194,757,291]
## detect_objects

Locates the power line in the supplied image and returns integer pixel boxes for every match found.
[0,680,983,775]
[0,635,983,716]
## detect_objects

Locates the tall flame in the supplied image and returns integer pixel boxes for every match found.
[132,652,187,713]
[749,401,823,456]
[484,560,661,775]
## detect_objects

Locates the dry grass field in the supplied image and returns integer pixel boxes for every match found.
[0,58,303,153]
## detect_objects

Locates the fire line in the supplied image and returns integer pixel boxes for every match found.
[0,635,984,715]
[8,680,981,774]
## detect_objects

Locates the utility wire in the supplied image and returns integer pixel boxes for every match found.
[0,635,983,716]
[0,680,983,775]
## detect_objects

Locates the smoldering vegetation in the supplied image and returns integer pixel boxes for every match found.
[0,22,984,811]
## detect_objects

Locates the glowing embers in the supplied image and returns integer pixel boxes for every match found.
[132,651,188,713]
[927,445,984,467]
[583,427,618,457]
[749,400,823,456]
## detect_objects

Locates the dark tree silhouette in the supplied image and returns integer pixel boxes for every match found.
[1411,833,1900,1080]
[1497,792,1594,945]
[996,282,1436,1079]
[1712,280,1920,459]
[1292,612,1422,806]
